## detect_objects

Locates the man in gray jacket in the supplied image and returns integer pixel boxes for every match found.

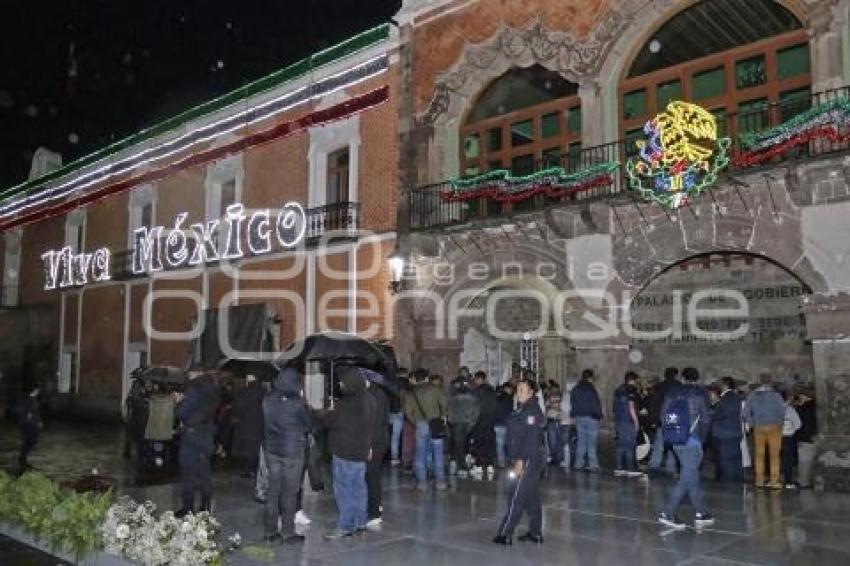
[743,374,785,489]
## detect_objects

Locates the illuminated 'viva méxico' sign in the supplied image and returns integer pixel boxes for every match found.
[42,201,307,290]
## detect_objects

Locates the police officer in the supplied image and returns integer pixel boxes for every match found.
[493,378,545,545]
[175,368,220,517]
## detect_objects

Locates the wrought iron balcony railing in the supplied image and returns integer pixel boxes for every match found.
[409,86,850,232]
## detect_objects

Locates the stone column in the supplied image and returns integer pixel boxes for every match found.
[808,1,845,93]
[579,80,607,149]
[803,293,850,492]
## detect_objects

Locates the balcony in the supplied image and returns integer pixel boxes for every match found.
[409,86,850,232]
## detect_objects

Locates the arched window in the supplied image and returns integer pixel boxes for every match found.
[461,65,582,179]
[620,0,809,151]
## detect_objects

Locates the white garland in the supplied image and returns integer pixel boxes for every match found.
[101,497,221,566]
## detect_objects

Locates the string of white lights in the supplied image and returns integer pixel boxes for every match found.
[0,54,389,222]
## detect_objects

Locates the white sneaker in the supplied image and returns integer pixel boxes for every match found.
[470,466,484,480]
[465,454,475,468]
[486,465,495,480]
[366,517,383,531]
[294,510,312,526]
[614,469,627,477]
[626,471,645,478]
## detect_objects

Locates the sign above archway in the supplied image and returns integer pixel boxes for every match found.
[626,101,730,209]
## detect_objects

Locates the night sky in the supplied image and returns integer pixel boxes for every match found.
[0,0,401,189]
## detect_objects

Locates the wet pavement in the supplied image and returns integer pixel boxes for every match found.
[2,421,850,565]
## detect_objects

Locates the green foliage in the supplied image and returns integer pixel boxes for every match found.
[0,471,112,560]
[242,544,276,562]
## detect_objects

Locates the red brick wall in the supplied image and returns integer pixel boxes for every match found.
[149,275,202,367]
[79,285,125,397]
[411,0,610,112]
[316,251,351,332]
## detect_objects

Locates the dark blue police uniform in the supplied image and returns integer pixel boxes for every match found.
[496,397,545,541]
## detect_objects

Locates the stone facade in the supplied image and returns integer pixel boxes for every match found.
[394,0,850,490]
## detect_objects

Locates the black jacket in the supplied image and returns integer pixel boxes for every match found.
[474,385,501,428]
[322,367,376,462]
[176,376,220,437]
[232,381,265,459]
[648,377,680,426]
[368,386,390,451]
[495,391,513,426]
[263,369,311,458]
[711,390,743,440]
[506,397,545,467]
[795,400,817,443]
[570,380,602,420]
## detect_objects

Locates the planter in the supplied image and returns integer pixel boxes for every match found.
[0,522,132,566]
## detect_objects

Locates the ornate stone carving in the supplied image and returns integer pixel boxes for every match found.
[416,11,630,126]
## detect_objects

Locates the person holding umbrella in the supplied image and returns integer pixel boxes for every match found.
[319,365,376,539]
[232,374,265,478]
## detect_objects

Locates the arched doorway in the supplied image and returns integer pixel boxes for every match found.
[457,277,572,386]
[629,251,812,385]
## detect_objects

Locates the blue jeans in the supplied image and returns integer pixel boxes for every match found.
[649,429,678,474]
[494,425,507,468]
[664,443,707,516]
[615,421,637,471]
[575,416,600,469]
[332,455,367,533]
[415,421,445,484]
[389,412,404,461]
[546,420,565,465]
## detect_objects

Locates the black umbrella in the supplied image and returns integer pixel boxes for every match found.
[278,331,386,371]
[356,367,401,395]
[217,358,279,381]
[139,366,185,385]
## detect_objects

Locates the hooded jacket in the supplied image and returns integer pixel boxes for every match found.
[263,368,311,458]
[322,367,376,462]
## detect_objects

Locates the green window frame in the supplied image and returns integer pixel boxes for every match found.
[692,67,725,101]
[777,43,810,80]
[623,89,647,120]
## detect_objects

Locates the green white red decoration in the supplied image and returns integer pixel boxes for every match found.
[627,101,731,209]
[734,97,850,168]
[440,162,619,203]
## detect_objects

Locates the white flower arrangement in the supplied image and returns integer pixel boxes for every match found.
[101,497,221,565]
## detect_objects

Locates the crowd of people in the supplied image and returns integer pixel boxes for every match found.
[18,360,820,545]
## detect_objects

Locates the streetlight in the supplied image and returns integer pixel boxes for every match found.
[388,249,406,294]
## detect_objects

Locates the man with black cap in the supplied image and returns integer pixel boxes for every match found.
[262,367,311,544]
[494,378,545,545]
[174,367,220,517]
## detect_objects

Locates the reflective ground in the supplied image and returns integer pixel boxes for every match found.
[2,422,850,565]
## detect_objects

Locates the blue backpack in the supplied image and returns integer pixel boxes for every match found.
[661,395,692,446]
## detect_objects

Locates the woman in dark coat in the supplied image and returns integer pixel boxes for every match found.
[231,375,265,476]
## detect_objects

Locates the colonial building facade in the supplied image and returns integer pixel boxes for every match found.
[0,26,399,418]
[391,0,850,490]
[2,0,850,489]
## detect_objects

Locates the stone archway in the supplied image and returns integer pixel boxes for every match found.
[628,251,814,385]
